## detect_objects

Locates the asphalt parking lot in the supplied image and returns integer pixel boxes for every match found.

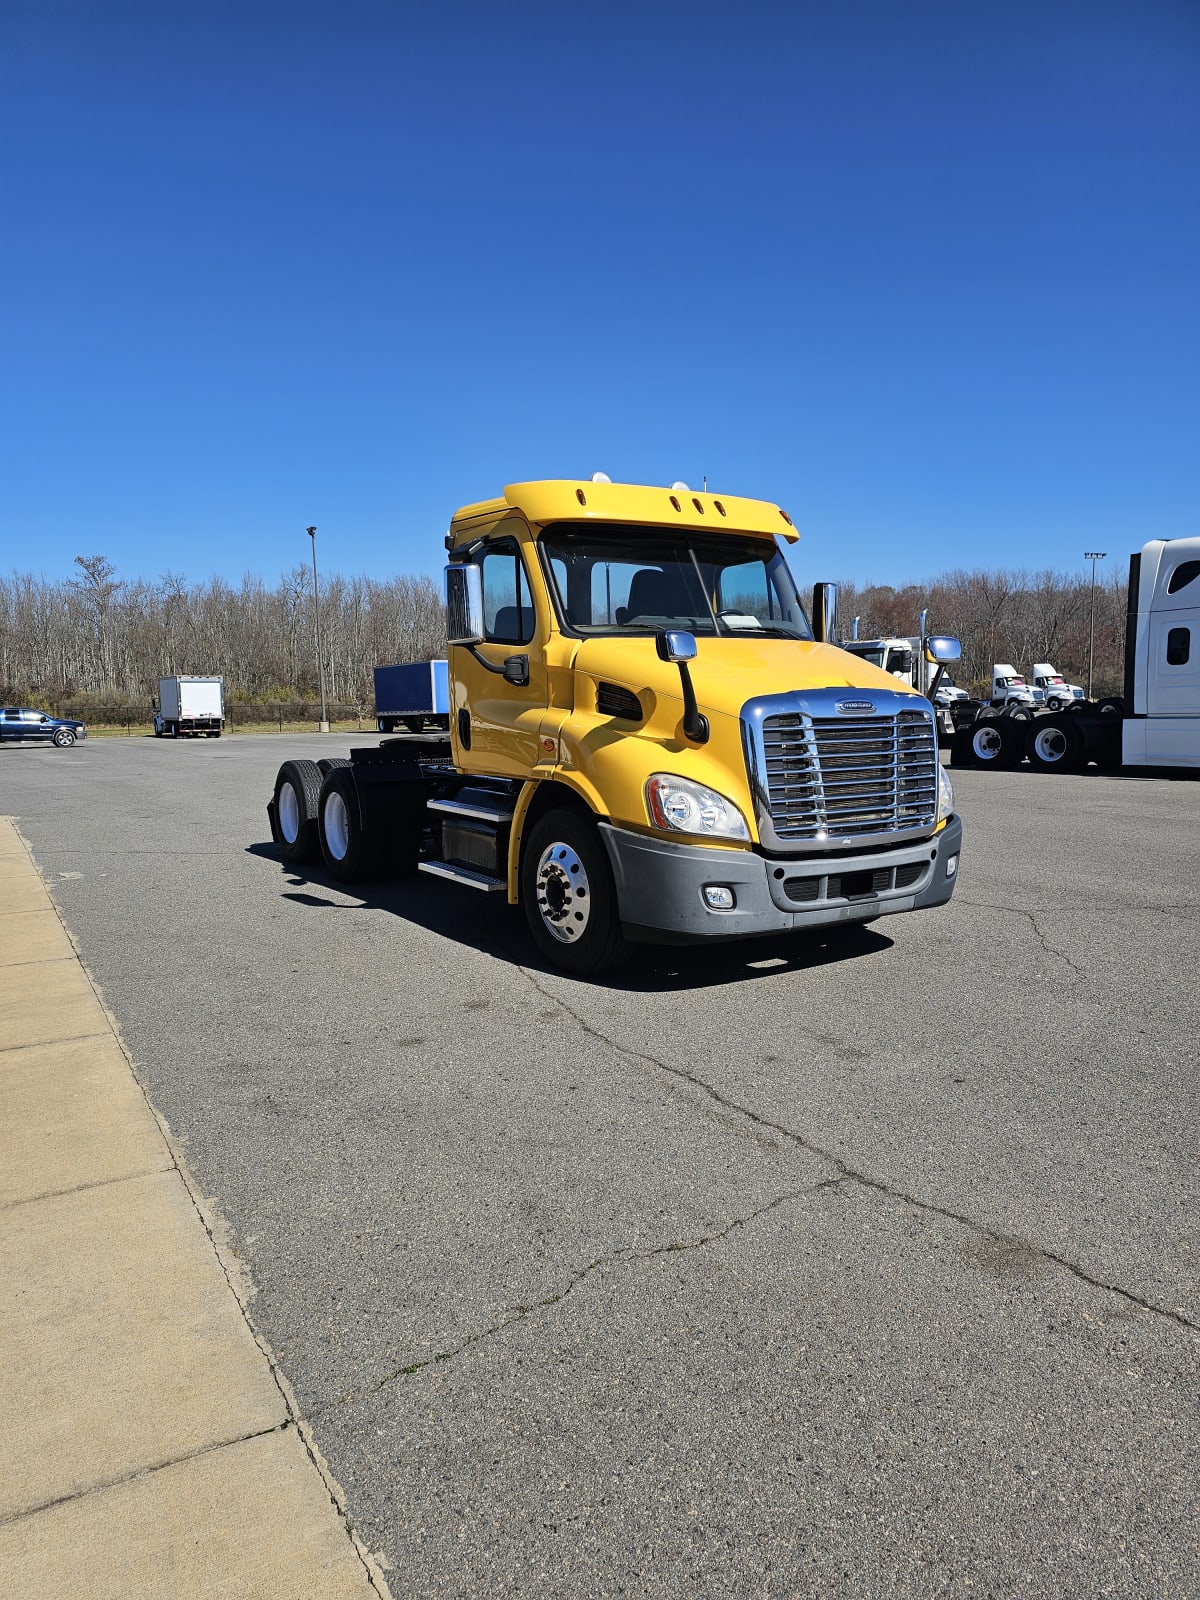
[4,734,1198,1597]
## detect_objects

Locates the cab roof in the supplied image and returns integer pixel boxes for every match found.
[449,478,799,542]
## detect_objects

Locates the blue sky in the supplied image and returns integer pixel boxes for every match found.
[2,0,1197,589]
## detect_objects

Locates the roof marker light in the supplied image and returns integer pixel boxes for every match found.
[669,495,682,512]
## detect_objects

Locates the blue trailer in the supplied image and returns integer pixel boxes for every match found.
[373,660,451,733]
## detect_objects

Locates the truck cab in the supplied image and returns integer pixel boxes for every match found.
[842,635,969,706]
[991,665,1039,706]
[269,478,962,973]
[1029,664,1084,709]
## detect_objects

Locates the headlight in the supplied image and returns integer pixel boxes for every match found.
[937,762,954,821]
[645,774,749,842]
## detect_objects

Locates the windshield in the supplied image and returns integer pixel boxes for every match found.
[848,646,886,669]
[539,523,812,639]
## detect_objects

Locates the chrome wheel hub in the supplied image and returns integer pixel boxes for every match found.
[535,842,590,943]
[972,725,1002,760]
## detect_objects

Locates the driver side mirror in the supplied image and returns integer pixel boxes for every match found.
[445,563,485,646]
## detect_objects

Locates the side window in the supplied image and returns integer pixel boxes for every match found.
[2,708,18,720]
[1167,561,1200,596]
[1166,627,1190,666]
[480,540,535,645]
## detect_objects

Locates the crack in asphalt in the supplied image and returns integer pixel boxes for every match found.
[311,1186,818,1416]
[512,962,1198,1338]
[954,896,1090,982]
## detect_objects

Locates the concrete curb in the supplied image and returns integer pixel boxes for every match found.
[0,817,393,1598]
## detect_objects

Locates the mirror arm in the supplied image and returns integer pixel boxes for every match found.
[678,663,709,744]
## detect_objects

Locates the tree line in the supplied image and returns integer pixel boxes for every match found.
[836,563,1129,696]
[0,557,445,721]
[0,554,1129,722]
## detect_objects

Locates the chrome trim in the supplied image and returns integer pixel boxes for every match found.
[741,688,939,854]
[426,798,515,822]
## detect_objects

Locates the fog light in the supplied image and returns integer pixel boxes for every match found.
[703,885,736,911]
[946,854,958,878]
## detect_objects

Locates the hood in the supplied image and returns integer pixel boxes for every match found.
[572,635,919,719]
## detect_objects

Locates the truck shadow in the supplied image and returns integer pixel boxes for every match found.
[245,842,894,992]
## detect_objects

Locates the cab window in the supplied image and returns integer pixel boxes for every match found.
[480,540,535,645]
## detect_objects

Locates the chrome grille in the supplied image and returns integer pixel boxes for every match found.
[761,707,938,841]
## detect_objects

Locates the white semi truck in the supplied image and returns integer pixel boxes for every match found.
[1029,663,1085,709]
[154,676,225,738]
[953,538,1200,772]
[990,665,1039,707]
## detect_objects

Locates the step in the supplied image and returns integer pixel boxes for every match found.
[417,860,506,892]
[426,798,515,823]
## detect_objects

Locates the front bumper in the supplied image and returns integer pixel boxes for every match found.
[599,816,962,944]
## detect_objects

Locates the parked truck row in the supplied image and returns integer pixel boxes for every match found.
[948,539,1200,773]
[267,477,963,974]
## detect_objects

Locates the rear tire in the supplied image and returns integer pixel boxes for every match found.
[317,757,351,777]
[320,764,380,883]
[271,759,323,862]
[521,808,632,975]
[952,718,1020,769]
[1028,719,1086,773]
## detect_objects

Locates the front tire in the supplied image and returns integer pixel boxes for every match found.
[53,728,76,747]
[521,808,632,975]
[271,759,322,862]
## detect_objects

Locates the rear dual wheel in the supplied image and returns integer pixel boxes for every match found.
[271,759,322,863]
[1027,719,1086,773]
[951,719,1022,769]
[317,766,420,883]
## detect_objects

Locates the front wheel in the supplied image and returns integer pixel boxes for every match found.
[53,728,76,747]
[521,809,632,975]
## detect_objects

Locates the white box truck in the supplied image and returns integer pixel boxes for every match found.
[155,676,225,738]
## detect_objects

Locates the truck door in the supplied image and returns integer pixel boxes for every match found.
[451,533,548,778]
[1145,557,1200,717]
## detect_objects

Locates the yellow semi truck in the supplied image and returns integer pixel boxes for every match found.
[268,477,962,973]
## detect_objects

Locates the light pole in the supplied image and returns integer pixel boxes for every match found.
[1085,550,1106,701]
[306,526,330,733]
